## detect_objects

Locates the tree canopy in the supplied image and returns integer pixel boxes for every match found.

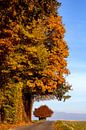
[33,105,53,120]
[0,0,71,123]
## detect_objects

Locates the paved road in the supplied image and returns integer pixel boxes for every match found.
[11,121,55,130]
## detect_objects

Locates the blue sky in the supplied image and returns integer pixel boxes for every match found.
[33,0,86,115]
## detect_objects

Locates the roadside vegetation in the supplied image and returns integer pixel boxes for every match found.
[0,122,31,130]
[55,120,86,130]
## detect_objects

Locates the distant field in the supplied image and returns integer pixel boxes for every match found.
[55,120,86,130]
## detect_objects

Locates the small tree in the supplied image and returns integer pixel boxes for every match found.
[33,105,53,120]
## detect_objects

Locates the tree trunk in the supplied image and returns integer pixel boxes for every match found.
[39,117,46,121]
[23,90,33,122]
[26,96,33,122]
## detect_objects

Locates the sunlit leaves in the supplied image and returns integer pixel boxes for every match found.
[0,0,71,123]
[0,1,70,96]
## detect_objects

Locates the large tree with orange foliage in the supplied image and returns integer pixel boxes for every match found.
[0,0,71,123]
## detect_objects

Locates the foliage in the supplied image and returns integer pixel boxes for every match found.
[55,121,72,130]
[0,122,31,130]
[55,121,86,130]
[0,83,23,123]
[0,0,71,122]
[33,105,53,120]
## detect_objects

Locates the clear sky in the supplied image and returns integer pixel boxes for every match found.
[33,0,86,115]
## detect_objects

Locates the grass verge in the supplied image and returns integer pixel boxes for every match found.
[0,122,32,130]
[54,120,86,130]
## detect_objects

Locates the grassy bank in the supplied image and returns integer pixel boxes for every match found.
[55,120,86,130]
[0,122,31,130]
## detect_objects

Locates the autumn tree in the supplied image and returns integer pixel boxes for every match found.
[0,0,71,123]
[33,105,53,120]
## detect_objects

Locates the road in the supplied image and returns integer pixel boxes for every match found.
[11,121,55,130]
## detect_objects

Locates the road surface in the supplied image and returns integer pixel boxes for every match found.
[11,121,55,130]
